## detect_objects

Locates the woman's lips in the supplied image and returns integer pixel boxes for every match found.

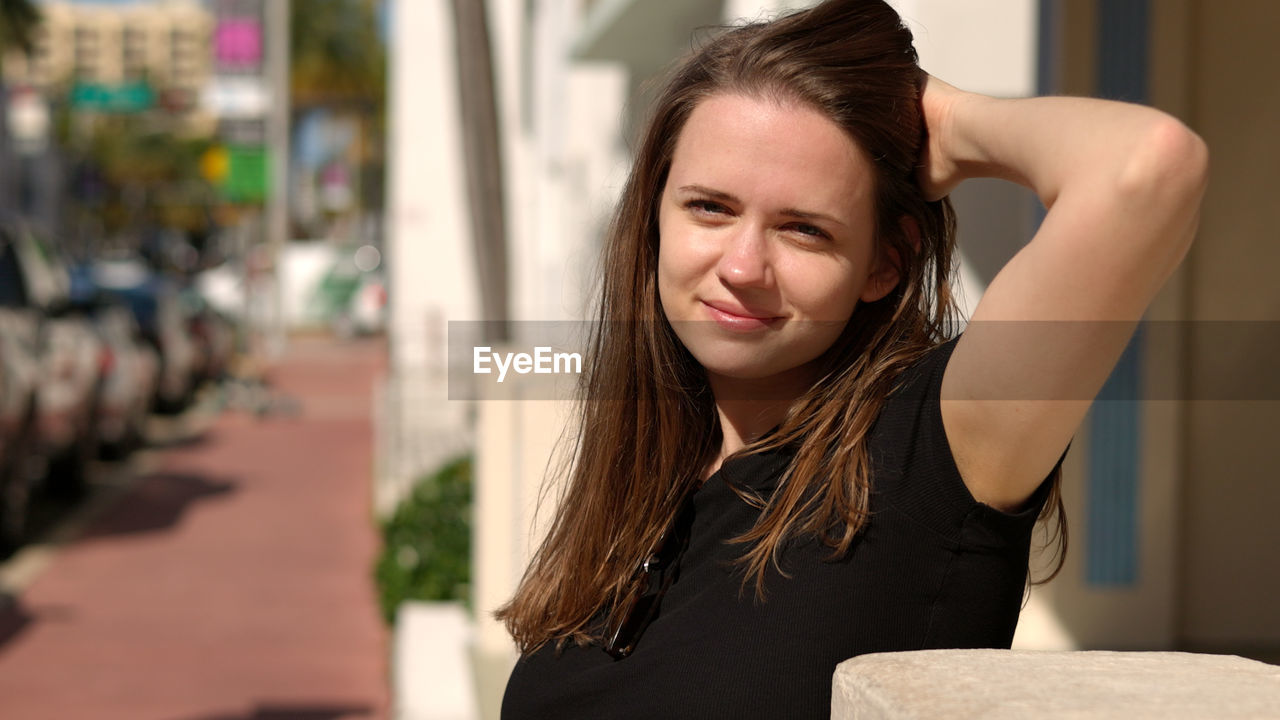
[702,300,780,332]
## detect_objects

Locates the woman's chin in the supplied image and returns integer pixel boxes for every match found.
[697,357,823,400]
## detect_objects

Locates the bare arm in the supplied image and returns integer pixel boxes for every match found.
[923,76,1210,511]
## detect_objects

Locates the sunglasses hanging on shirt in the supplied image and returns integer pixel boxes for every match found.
[603,494,696,659]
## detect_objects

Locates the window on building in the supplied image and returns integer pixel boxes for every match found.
[123,26,146,81]
[73,26,98,81]
[171,28,193,85]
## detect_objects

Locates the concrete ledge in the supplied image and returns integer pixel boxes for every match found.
[832,649,1280,719]
[394,601,479,720]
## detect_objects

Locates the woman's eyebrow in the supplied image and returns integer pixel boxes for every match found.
[779,206,846,228]
[676,184,845,227]
[676,184,738,202]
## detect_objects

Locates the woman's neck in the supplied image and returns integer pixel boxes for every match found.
[704,365,817,477]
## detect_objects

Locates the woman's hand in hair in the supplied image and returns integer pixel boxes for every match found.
[915,73,973,201]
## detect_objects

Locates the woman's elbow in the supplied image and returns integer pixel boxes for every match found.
[1119,115,1210,208]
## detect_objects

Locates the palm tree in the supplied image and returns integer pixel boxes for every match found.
[0,0,39,58]
[0,0,39,219]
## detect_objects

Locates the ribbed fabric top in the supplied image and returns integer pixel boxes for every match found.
[502,338,1054,720]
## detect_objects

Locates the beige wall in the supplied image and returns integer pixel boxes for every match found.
[1042,0,1280,654]
[1014,0,1280,656]
[1180,0,1280,651]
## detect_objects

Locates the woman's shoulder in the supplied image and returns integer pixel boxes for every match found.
[868,333,1049,540]
[863,335,961,498]
[882,335,962,414]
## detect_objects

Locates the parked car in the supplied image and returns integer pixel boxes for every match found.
[66,292,160,458]
[182,289,236,384]
[0,219,104,506]
[84,259,200,414]
[0,305,39,552]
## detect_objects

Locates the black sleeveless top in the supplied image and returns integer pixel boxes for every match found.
[502,339,1055,719]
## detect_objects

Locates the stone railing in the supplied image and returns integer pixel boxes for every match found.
[832,649,1280,719]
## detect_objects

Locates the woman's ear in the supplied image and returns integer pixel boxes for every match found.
[859,216,921,302]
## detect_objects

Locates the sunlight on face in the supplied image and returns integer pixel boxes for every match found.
[657,93,894,389]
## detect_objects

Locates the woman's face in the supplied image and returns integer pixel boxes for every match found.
[657,93,896,390]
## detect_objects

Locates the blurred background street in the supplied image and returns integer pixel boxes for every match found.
[0,335,389,720]
[0,1,397,718]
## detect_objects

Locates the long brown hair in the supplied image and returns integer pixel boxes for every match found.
[497,0,1066,654]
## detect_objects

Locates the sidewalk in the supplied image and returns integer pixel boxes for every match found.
[0,336,391,720]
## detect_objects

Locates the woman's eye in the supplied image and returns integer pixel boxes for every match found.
[786,223,829,240]
[687,200,728,216]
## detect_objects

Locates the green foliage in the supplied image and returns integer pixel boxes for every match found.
[290,0,386,109]
[62,113,219,236]
[374,455,473,625]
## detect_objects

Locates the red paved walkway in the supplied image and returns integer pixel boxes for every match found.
[0,337,391,720]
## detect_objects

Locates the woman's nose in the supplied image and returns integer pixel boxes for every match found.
[716,224,772,288]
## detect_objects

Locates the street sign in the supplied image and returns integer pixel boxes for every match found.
[223,146,269,203]
[70,82,155,112]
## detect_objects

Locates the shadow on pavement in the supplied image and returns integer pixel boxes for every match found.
[77,472,239,540]
[177,702,375,720]
[0,594,75,653]
[0,593,32,652]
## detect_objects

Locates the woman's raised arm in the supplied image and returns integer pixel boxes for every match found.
[924,75,1210,511]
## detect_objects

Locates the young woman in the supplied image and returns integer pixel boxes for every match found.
[499,1,1208,717]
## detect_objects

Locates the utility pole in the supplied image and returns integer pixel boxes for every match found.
[265,0,290,357]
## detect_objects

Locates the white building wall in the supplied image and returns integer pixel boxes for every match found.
[387,0,480,372]
[381,0,477,515]
[724,0,808,22]
[891,0,1037,97]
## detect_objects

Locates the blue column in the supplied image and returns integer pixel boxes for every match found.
[1085,0,1149,587]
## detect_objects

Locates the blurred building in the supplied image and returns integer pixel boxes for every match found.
[3,0,213,121]
[386,0,1280,717]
